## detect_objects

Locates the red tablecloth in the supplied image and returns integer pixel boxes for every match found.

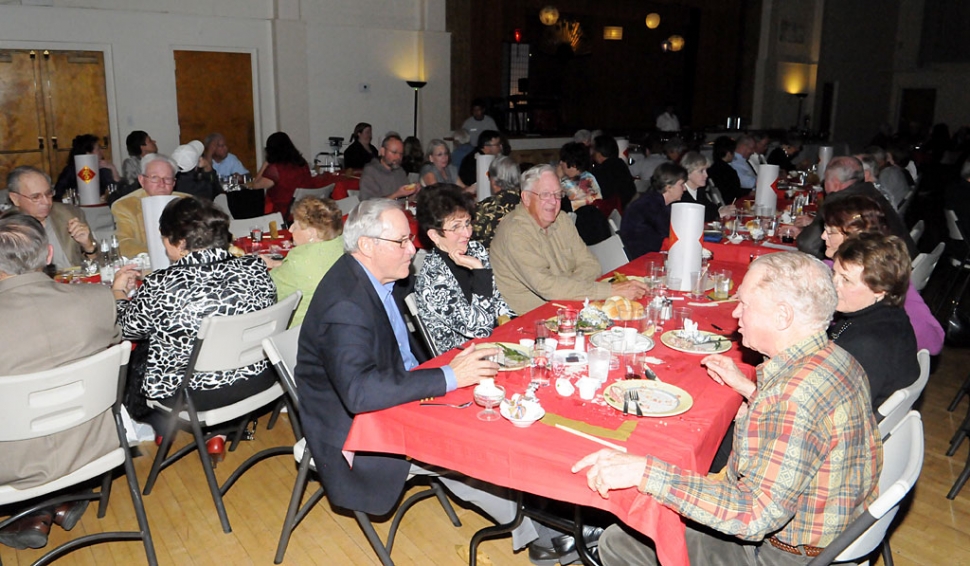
[324,172,361,200]
[344,254,756,566]
[661,238,798,265]
[232,229,293,255]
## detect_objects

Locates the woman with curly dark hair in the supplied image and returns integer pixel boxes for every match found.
[249,131,325,217]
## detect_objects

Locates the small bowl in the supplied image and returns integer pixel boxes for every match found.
[499,399,545,427]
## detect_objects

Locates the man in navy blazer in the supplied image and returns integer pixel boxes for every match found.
[296,199,555,555]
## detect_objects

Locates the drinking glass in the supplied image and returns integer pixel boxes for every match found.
[672,307,693,330]
[473,384,506,421]
[608,327,624,370]
[713,270,733,300]
[689,271,705,300]
[530,345,551,387]
[535,319,551,342]
[557,308,578,348]
[587,347,611,382]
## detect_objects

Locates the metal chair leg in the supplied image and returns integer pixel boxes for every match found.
[355,511,395,566]
[185,398,233,533]
[948,405,970,456]
[275,453,313,564]
[97,471,112,518]
[429,479,462,527]
[881,539,894,566]
[267,398,284,430]
[949,372,970,412]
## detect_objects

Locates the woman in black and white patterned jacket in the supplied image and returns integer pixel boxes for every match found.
[415,185,514,353]
[112,197,277,411]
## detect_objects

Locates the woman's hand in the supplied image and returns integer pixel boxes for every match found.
[449,249,483,270]
[111,264,140,299]
[259,254,282,269]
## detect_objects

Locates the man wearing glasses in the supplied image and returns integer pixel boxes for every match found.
[111,154,189,257]
[296,199,562,559]
[6,165,99,270]
[491,164,647,314]
[458,129,504,187]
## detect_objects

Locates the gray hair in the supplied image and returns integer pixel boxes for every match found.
[0,213,49,275]
[864,145,887,168]
[573,129,592,144]
[520,164,557,194]
[343,198,400,253]
[425,139,450,159]
[6,165,51,194]
[451,129,470,145]
[825,156,864,185]
[204,132,224,147]
[736,135,755,149]
[750,252,838,332]
[488,156,521,192]
[140,153,178,175]
[680,151,712,174]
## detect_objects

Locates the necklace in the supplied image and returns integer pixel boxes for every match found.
[830,320,852,340]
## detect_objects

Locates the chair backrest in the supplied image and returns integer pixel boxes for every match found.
[190,292,301,373]
[877,349,930,438]
[81,205,116,242]
[945,208,963,241]
[910,241,944,291]
[213,193,233,219]
[633,179,650,194]
[608,209,622,235]
[404,292,443,358]
[707,183,726,208]
[337,195,360,215]
[896,189,915,216]
[262,324,302,407]
[813,411,924,565]
[411,248,428,275]
[909,219,925,244]
[229,212,285,240]
[346,189,360,199]
[588,234,629,275]
[0,342,131,442]
[293,183,335,202]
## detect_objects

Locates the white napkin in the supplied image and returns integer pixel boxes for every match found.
[780,210,793,224]
[727,233,744,245]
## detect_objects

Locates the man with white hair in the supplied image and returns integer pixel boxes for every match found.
[574,252,881,565]
[491,165,646,314]
[111,154,189,257]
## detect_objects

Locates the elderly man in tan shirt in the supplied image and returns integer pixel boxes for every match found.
[490,164,646,314]
[111,153,189,258]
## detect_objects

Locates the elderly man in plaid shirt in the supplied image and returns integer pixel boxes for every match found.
[574,252,881,565]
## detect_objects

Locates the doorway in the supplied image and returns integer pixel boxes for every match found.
[173,50,257,172]
[0,49,111,186]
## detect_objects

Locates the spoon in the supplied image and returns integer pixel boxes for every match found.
[419,401,473,409]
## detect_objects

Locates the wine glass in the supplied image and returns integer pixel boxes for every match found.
[473,384,505,421]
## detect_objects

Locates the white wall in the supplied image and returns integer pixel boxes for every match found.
[0,0,451,168]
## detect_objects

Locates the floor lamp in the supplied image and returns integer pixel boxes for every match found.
[793,92,808,130]
[406,80,427,138]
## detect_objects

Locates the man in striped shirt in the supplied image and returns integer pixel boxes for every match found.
[574,252,881,565]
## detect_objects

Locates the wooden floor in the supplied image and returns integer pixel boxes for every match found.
[4,348,970,566]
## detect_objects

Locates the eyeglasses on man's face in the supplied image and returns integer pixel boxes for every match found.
[526,190,564,202]
[144,175,176,186]
[15,190,54,204]
[372,234,416,248]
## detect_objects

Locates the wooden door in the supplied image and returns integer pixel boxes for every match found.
[174,51,256,172]
[0,49,110,186]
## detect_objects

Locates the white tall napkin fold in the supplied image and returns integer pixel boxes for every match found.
[818,146,834,178]
[667,202,704,291]
[142,195,179,271]
[755,163,779,212]
[476,154,495,202]
[615,138,630,160]
[75,154,100,206]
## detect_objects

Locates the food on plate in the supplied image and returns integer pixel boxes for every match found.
[498,343,530,364]
[744,219,760,232]
[228,244,246,257]
[577,304,611,332]
[601,296,645,320]
[610,271,628,283]
[476,378,502,395]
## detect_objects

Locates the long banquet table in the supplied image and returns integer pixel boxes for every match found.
[344,254,756,566]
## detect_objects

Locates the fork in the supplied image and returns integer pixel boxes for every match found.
[420,400,473,408]
[629,390,643,417]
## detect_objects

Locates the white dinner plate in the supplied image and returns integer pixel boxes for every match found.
[603,380,693,417]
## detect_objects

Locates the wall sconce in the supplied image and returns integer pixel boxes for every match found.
[668,35,685,52]
[603,26,623,40]
[539,6,559,26]
[645,13,661,29]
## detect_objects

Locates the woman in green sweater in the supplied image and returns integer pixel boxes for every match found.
[262,196,344,326]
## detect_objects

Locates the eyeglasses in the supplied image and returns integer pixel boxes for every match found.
[440,220,472,233]
[15,190,54,204]
[525,190,564,202]
[372,234,416,248]
[144,175,176,186]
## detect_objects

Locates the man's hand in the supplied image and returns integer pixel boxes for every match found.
[449,249,484,270]
[66,217,96,253]
[611,280,647,301]
[701,354,756,399]
[571,449,648,499]
[793,214,813,228]
[449,344,499,388]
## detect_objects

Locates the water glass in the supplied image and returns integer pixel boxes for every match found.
[667,276,682,293]
[535,319,551,342]
[587,347,611,382]
[689,271,705,300]
[713,270,733,300]
[672,307,693,330]
[608,327,624,369]
[557,308,578,347]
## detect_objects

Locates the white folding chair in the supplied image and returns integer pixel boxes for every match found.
[588,234,629,275]
[807,411,924,566]
[633,179,650,194]
[262,326,460,564]
[896,188,915,216]
[908,219,924,245]
[347,189,360,199]
[910,241,944,292]
[142,292,302,533]
[0,342,157,565]
[404,292,443,358]
[877,349,929,438]
[337,195,360,215]
[213,193,233,218]
[229,212,285,240]
[608,209,623,236]
[410,248,428,274]
[292,183,335,202]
